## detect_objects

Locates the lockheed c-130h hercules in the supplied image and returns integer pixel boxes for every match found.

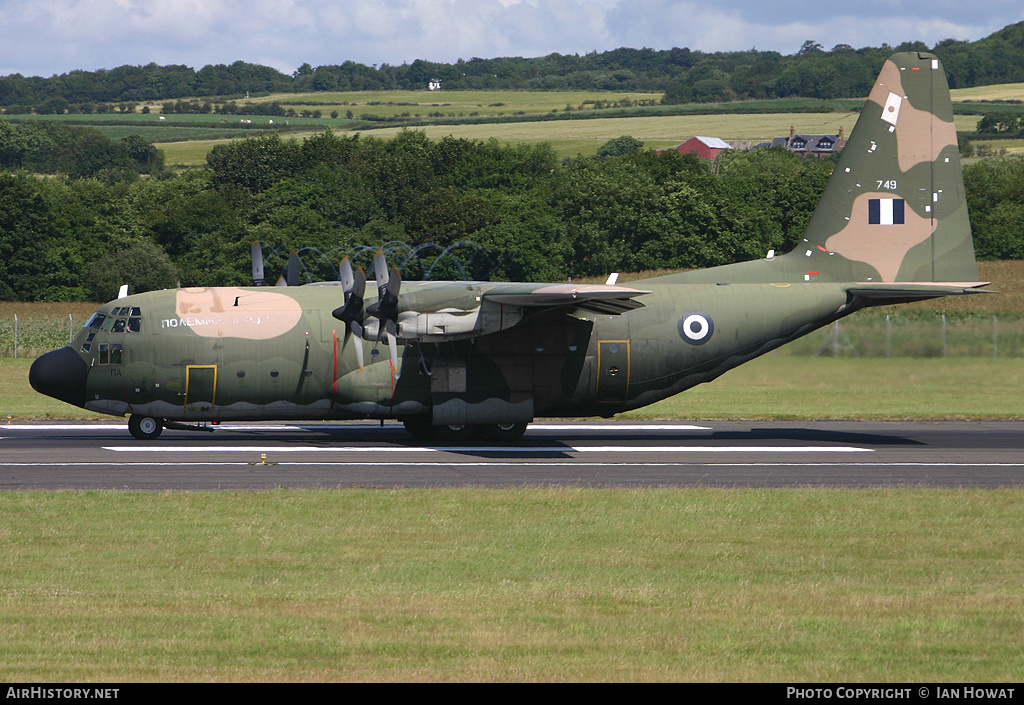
[31,52,990,442]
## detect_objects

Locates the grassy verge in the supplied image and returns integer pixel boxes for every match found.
[625,357,1024,421]
[1,489,1022,681]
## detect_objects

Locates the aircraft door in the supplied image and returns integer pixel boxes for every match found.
[185,365,217,409]
[596,340,630,401]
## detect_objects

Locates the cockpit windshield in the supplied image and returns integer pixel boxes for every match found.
[80,307,144,355]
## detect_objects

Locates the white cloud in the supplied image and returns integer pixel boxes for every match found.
[0,0,1021,77]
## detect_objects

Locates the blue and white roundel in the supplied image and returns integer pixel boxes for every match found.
[678,310,714,345]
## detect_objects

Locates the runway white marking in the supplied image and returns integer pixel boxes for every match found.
[2,423,711,432]
[102,445,872,453]
[3,462,1022,469]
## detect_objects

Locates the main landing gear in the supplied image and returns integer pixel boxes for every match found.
[401,418,529,443]
[128,414,164,440]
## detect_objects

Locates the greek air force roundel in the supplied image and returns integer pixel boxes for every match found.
[678,310,714,345]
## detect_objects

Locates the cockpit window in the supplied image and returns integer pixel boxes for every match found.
[84,307,142,337]
[80,332,95,354]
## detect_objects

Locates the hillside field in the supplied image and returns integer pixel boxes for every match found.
[158,112,987,165]
[147,81,1024,165]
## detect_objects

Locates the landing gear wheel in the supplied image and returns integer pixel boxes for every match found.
[432,423,483,443]
[128,415,163,440]
[483,422,528,442]
[402,417,434,441]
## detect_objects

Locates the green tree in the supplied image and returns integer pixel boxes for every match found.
[85,241,179,301]
[596,136,645,158]
[207,133,302,193]
[0,173,58,300]
[964,155,1024,259]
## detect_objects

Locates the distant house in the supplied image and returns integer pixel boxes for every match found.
[758,126,846,157]
[657,136,733,160]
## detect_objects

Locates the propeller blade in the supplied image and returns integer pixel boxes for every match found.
[339,256,355,291]
[332,264,365,324]
[286,251,301,287]
[353,325,365,370]
[251,241,265,286]
[373,249,389,293]
[386,329,399,374]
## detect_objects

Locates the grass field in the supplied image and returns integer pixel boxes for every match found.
[1,488,1022,681]
[353,111,863,156]
[157,111,985,164]
[246,89,665,116]
[952,83,1024,102]
[23,81,1022,166]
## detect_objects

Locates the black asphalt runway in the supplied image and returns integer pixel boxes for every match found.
[1,420,1022,490]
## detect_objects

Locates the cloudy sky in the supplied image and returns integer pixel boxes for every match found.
[1,0,1022,77]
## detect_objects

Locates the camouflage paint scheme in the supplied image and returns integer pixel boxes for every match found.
[30,53,989,441]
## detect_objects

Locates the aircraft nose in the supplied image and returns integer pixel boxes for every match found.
[29,346,89,408]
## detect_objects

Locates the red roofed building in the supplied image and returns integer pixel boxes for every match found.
[657,136,733,160]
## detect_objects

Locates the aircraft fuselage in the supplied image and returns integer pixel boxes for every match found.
[40,279,853,426]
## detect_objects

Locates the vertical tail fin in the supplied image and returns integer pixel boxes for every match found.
[796,52,977,283]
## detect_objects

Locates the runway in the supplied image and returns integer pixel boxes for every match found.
[1,420,1023,489]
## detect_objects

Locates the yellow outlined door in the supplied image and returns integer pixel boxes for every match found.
[597,340,630,401]
[185,365,217,409]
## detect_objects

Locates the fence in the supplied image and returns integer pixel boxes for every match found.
[782,315,1024,358]
[0,315,82,359]
[2,313,1023,359]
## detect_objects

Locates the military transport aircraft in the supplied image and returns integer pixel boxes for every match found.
[30,52,989,441]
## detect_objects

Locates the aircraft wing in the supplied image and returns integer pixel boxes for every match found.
[389,282,650,343]
[483,283,651,314]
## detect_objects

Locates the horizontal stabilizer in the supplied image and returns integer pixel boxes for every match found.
[848,281,993,306]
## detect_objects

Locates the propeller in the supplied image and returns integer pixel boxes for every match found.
[332,257,367,370]
[331,250,403,374]
[251,241,265,286]
[365,249,402,373]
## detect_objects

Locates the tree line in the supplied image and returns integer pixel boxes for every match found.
[4,22,1024,112]
[0,120,163,180]
[1,127,1024,302]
